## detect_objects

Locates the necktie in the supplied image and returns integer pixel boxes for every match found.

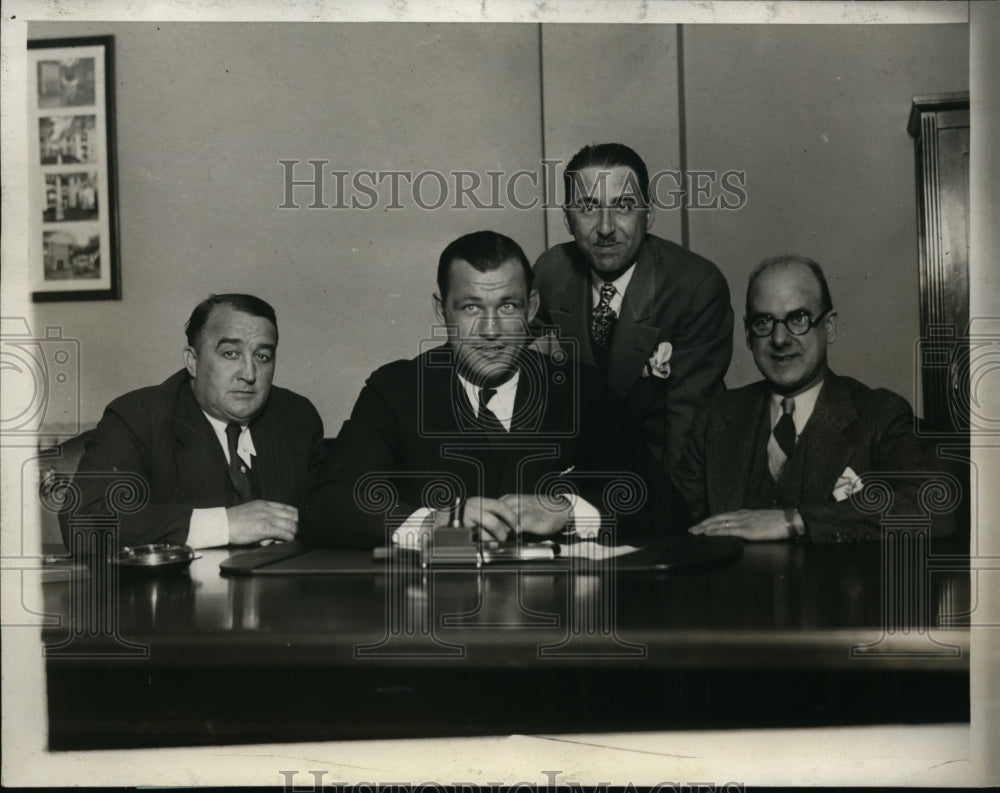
[591,282,617,348]
[773,398,797,460]
[225,423,255,502]
[477,387,507,433]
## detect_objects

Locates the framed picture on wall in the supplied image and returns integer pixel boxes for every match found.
[28,36,120,301]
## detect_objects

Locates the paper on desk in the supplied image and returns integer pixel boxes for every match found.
[559,540,642,559]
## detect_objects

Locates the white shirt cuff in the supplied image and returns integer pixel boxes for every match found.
[566,493,602,539]
[392,507,433,549]
[187,507,230,548]
[393,498,601,546]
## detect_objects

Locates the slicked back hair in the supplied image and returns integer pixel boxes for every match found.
[437,230,533,301]
[563,142,651,206]
[185,293,279,349]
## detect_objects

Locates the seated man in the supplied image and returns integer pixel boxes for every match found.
[675,255,953,542]
[62,294,326,550]
[303,231,668,549]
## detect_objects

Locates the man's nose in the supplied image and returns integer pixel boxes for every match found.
[477,314,501,338]
[770,322,792,347]
[238,356,257,381]
[597,207,615,236]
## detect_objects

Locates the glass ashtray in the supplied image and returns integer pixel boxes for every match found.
[115,543,198,573]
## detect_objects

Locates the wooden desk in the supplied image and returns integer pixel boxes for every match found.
[41,539,970,749]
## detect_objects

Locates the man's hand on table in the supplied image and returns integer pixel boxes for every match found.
[429,494,572,542]
[430,496,519,542]
[499,493,572,538]
[688,508,798,541]
[226,500,298,545]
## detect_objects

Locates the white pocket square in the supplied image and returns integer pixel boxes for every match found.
[832,466,863,502]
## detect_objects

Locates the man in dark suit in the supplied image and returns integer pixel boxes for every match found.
[63,294,326,550]
[675,255,950,542]
[303,231,665,549]
[533,142,734,476]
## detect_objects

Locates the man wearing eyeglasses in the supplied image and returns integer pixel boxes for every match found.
[533,143,733,477]
[674,254,947,543]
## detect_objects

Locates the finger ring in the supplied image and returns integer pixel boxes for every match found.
[726,521,731,529]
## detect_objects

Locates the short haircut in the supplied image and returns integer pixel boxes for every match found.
[437,230,533,300]
[184,293,278,348]
[746,255,834,317]
[563,142,651,205]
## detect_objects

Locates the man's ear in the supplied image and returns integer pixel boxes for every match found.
[562,210,572,236]
[824,311,838,344]
[645,205,655,232]
[183,345,198,379]
[433,293,445,324]
[527,289,540,325]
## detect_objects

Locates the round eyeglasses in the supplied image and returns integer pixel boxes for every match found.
[745,309,831,338]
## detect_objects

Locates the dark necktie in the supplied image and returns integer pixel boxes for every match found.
[225,423,255,502]
[477,387,507,433]
[591,282,617,349]
[773,398,797,460]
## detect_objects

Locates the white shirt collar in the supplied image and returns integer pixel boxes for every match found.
[457,371,520,432]
[590,262,637,315]
[201,411,257,467]
[770,378,824,437]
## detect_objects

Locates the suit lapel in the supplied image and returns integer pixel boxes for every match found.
[798,372,858,504]
[173,381,232,501]
[607,242,661,402]
[712,383,769,510]
[548,262,595,366]
[249,395,303,499]
[417,354,492,488]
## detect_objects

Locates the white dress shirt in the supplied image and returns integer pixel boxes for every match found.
[589,262,637,315]
[766,379,824,479]
[393,370,601,544]
[186,414,257,549]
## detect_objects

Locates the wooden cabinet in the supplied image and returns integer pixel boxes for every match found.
[908,92,969,433]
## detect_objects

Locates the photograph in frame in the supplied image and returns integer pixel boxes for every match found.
[27,36,119,301]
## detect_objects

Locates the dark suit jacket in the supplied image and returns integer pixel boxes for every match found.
[63,369,326,549]
[302,348,671,549]
[673,370,954,542]
[533,233,734,475]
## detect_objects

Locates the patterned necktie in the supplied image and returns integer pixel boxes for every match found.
[591,282,618,348]
[773,398,797,460]
[225,423,255,502]
[477,387,507,433]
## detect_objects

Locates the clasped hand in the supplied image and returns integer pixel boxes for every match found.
[433,494,572,543]
[226,500,298,544]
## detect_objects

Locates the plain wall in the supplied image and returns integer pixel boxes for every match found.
[26,21,969,437]
[684,24,970,396]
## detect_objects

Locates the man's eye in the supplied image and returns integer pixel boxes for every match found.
[463,305,481,313]
[578,204,597,214]
[255,352,273,363]
[221,350,240,359]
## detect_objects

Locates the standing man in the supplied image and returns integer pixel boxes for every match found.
[64,294,326,550]
[303,230,666,549]
[675,255,951,542]
[533,143,734,475]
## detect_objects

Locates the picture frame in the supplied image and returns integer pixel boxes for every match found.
[27,36,120,301]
